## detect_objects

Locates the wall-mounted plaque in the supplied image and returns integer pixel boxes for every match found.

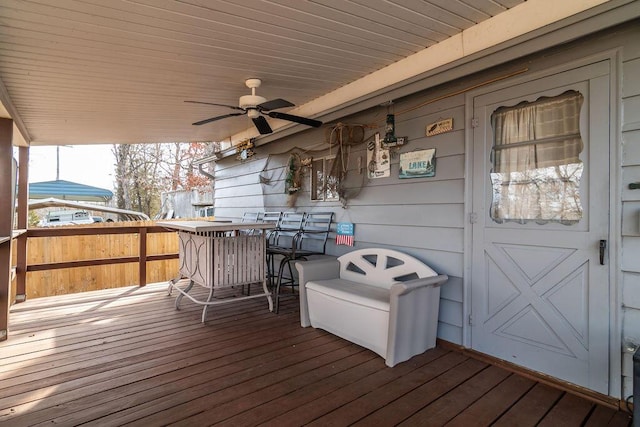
[367,133,390,179]
[399,149,436,179]
[426,118,453,136]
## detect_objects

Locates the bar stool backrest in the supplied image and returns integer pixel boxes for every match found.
[261,211,282,240]
[261,211,282,225]
[240,211,263,235]
[297,211,334,254]
[241,212,261,223]
[271,212,305,248]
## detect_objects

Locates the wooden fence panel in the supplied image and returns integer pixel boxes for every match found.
[22,221,180,299]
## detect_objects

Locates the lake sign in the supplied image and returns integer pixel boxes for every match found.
[399,149,436,179]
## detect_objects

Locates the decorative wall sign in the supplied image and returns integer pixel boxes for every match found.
[426,118,453,137]
[367,133,390,179]
[399,149,436,179]
[336,222,355,246]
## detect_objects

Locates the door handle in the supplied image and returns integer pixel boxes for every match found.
[599,240,607,265]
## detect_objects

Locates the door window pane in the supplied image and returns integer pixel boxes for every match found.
[490,90,584,224]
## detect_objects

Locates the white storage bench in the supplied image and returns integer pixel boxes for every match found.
[295,248,448,367]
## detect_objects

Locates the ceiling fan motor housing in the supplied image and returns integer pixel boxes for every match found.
[239,94,267,118]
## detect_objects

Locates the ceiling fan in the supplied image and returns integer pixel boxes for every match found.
[185,78,323,135]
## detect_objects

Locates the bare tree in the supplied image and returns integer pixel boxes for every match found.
[113,144,130,210]
[112,142,214,218]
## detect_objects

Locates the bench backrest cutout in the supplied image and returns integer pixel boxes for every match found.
[337,248,437,289]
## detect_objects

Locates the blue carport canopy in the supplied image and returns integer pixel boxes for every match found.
[29,180,113,203]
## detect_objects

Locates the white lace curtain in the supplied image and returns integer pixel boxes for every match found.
[490,91,584,224]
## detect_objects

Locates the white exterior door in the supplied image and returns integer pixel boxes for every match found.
[470,61,611,394]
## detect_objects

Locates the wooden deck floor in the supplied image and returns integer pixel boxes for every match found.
[0,282,633,426]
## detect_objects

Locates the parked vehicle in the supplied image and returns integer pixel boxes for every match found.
[38,209,96,227]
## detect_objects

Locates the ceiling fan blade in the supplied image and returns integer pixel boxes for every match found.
[185,100,245,112]
[266,111,323,128]
[192,112,245,126]
[257,98,294,111]
[252,115,273,134]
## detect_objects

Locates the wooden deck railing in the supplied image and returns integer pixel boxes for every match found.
[15,223,180,300]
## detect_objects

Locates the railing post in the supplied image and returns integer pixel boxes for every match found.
[139,227,147,287]
[15,146,29,303]
[0,118,14,341]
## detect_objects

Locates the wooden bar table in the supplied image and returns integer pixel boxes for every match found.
[157,221,275,322]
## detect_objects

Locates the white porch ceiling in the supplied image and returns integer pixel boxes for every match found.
[0,0,617,146]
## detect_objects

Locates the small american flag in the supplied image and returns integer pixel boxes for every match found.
[336,234,354,246]
[336,222,355,246]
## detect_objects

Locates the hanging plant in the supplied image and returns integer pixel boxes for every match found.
[285,154,300,194]
[284,153,312,207]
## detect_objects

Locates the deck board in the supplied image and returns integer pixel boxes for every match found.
[263,347,450,427]
[444,373,536,426]
[584,405,623,427]
[0,282,632,426]
[353,358,490,426]
[399,364,510,426]
[492,382,564,426]
[537,393,596,427]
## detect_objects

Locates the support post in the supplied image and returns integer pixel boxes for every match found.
[15,146,28,302]
[139,227,147,286]
[0,118,14,340]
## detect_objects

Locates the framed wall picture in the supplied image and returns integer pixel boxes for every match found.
[399,149,436,179]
